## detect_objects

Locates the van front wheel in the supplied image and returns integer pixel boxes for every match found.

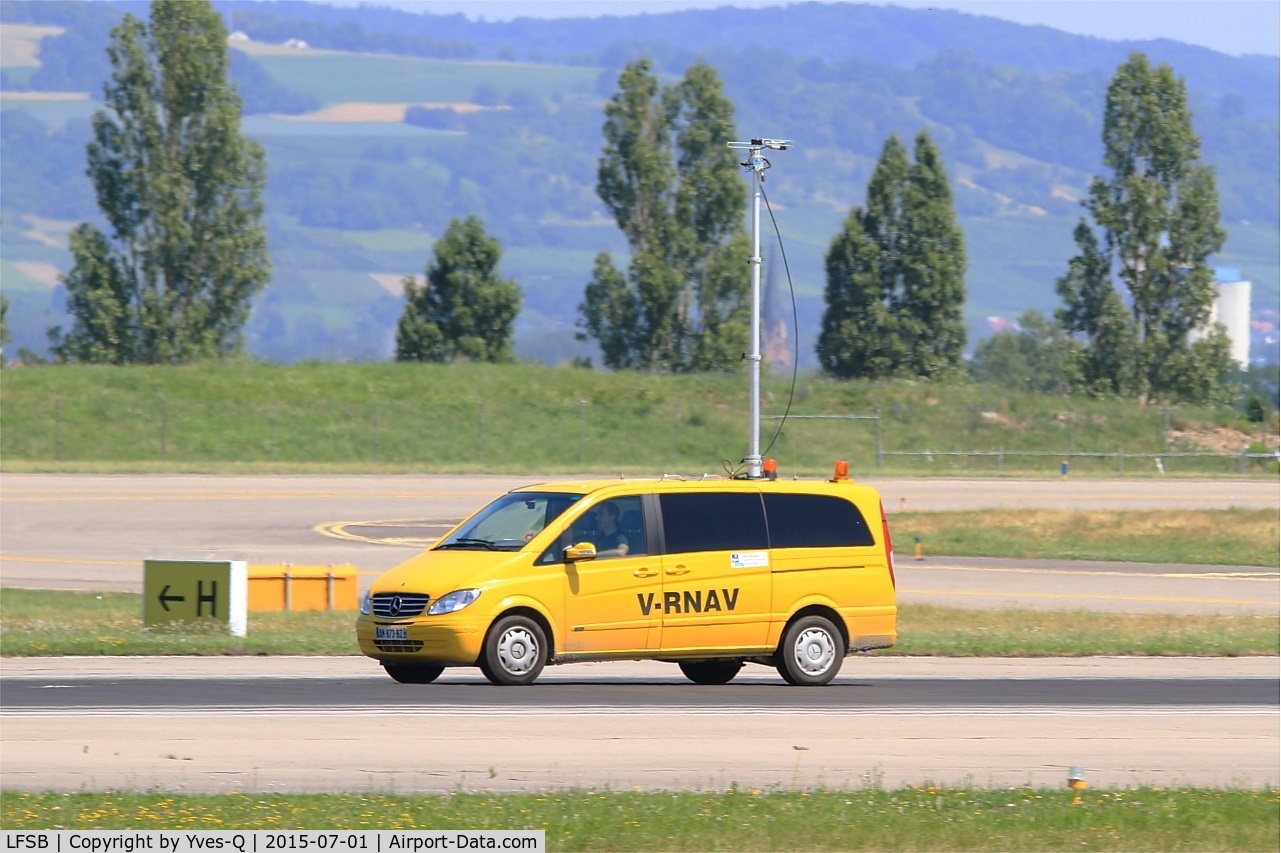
[776,615,845,686]
[679,660,743,685]
[382,663,444,684]
[479,615,547,685]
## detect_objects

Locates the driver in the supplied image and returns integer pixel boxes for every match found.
[591,501,630,558]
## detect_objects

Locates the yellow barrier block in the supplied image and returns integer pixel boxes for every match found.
[247,564,358,611]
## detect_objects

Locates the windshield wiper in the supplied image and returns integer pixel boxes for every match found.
[439,537,501,550]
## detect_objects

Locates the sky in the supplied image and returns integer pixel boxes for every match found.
[340,1,1281,57]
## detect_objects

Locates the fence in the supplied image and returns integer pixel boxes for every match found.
[6,398,1277,476]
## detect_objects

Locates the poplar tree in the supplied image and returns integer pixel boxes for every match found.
[900,131,967,376]
[577,59,747,372]
[396,216,521,363]
[818,130,966,379]
[816,136,909,380]
[1058,52,1231,403]
[53,0,269,364]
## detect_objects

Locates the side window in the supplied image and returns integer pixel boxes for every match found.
[539,495,647,562]
[586,495,646,559]
[659,493,768,554]
[763,493,875,548]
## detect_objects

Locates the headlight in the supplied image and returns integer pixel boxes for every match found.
[428,588,480,615]
[359,591,372,615]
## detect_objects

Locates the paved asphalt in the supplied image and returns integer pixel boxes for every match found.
[5,675,1275,712]
[2,474,1277,612]
[3,657,1276,792]
[2,474,1276,793]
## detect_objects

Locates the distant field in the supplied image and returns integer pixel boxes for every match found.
[0,92,98,127]
[283,102,495,121]
[241,116,444,138]
[242,51,599,107]
[0,23,63,67]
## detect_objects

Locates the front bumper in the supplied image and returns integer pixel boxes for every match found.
[355,615,484,666]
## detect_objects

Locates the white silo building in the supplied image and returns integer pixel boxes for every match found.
[1208,268,1252,368]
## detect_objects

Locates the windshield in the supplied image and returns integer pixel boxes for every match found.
[437,492,584,551]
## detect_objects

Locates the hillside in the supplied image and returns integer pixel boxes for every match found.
[1,0,1276,365]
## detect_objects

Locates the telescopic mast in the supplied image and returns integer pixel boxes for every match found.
[727,137,791,479]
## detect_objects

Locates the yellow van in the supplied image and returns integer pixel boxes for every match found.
[356,468,896,686]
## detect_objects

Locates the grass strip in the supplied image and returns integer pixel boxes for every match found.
[894,508,1279,567]
[890,604,1278,656]
[4,362,1276,478]
[2,590,1276,657]
[2,788,1277,850]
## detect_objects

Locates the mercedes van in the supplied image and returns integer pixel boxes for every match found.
[355,467,896,686]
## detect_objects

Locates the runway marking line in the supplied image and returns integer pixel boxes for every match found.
[3,706,1274,718]
[0,489,502,503]
[1,555,135,567]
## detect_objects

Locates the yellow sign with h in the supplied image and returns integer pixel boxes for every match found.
[143,559,248,636]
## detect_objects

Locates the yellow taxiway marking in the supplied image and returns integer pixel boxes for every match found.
[901,588,1279,606]
[314,519,455,548]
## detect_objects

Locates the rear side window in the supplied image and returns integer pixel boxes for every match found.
[659,493,768,554]
[763,493,875,548]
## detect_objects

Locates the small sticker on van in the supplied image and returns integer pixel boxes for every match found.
[730,551,769,568]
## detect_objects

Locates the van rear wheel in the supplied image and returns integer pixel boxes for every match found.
[479,615,547,685]
[776,615,845,686]
[678,660,743,685]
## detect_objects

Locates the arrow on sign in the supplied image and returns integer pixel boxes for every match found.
[158,584,186,612]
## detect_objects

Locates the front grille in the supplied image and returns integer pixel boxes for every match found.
[372,592,430,618]
[374,639,424,653]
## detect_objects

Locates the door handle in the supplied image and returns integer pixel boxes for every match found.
[665,566,690,576]
[633,568,658,578]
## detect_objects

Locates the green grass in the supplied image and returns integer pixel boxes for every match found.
[894,508,1279,567]
[3,363,1274,476]
[3,590,1275,658]
[2,789,1277,849]
[891,605,1277,657]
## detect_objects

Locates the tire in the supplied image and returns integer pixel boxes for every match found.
[382,663,445,684]
[775,615,845,686]
[479,615,547,685]
[678,660,744,685]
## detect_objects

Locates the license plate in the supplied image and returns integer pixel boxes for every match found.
[376,626,408,641]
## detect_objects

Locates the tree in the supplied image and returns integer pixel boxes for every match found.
[1055,221,1139,396]
[816,136,908,380]
[817,130,966,379]
[396,216,521,363]
[970,310,1075,394]
[0,294,10,366]
[577,58,747,372]
[1058,52,1232,403]
[899,130,968,376]
[51,0,269,364]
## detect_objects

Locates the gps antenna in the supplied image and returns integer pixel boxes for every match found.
[727,137,792,479]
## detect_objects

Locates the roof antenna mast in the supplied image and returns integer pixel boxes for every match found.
[727,137,792,479]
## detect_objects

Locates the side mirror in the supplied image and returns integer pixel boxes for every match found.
[564,541,597,563]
